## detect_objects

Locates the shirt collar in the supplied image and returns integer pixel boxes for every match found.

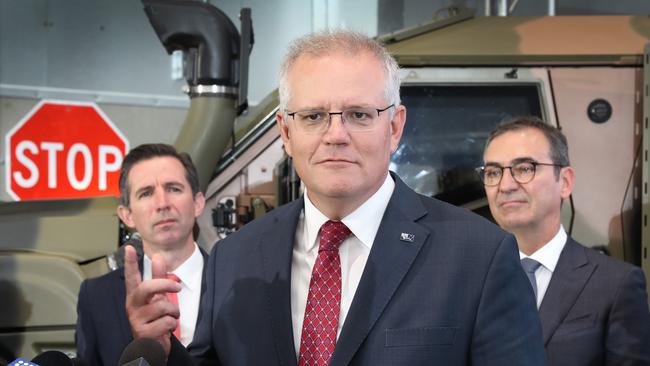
[519,225,567,273]
[172,243,203,291]
[302,174,395,252]
[143,243,204,291]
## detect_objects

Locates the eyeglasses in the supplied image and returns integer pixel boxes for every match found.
[475,161,565,186]
[285,104,395,134]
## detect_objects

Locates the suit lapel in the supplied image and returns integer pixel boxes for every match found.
[330,176,430,366]
[259,197,304,366]
[195,247,209,329]
[538,238,596,345]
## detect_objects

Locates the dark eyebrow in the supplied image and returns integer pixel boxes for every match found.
[484,162,502,168]
[484,157,537,167]
[163,181,186,189]
[134,185,153,197]
[511,157,537,165]
[133,181,186,196]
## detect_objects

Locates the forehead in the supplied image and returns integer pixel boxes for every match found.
[286,50,386,107]
[127,156,187,189]
[485,128,551,162]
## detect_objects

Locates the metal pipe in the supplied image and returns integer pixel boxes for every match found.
[497,0,508,16]
[508,0,520,14]
[175,96,237,192]
[548,0,556,16]
[485,0,491,16]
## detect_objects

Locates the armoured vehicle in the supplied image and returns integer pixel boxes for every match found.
[1,1,649,360]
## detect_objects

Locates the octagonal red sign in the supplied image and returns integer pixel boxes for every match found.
[5,100,129,201]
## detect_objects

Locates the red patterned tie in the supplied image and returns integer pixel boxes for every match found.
[166,273,181,340]
[298,220,351,366]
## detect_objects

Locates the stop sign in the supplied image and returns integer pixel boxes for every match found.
[5,100,129,201]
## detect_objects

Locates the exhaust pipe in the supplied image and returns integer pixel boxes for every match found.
[142,0,253,191]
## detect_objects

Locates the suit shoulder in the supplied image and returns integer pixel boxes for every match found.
[212,199,300,250]
[417,194,506,233]
[568,240,646,293]
[81,268,123,294]
[418,194,488,221]
[578,241,641,275]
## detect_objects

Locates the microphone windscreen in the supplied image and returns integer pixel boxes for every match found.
[118,338,166,366]
[31,350,73,365]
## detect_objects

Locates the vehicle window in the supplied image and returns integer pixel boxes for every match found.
[390,84,543,206]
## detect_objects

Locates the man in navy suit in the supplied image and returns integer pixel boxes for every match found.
[125,31,546,365]
[480,117,650,365]
[75,143,207,366]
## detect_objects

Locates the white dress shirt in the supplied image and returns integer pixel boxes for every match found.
[291,174,395,356]
[143,243,204,347]
[519,226,567,308]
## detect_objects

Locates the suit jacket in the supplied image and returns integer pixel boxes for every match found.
[540,237,650,366]
[75,248,208,366]
[169,175,546,365]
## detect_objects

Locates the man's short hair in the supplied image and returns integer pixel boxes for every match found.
[485,116,570,179]
[278,30,401,113]
[119,143,200,206]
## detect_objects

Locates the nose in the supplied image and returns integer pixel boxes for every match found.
[153,189,171,210]
[498,167,520,192]
[322,114,350,144]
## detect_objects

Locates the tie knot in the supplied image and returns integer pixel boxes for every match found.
[166,273,181,283]
[521,258,542,274]
[319,220,351,252]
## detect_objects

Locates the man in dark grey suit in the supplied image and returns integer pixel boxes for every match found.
[76,144,208,366]
[480,117,650,365]
[124,30,546,365]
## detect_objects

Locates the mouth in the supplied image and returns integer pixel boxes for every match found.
[318,158,356,165]
[499,199,527,208]
[154,218,177,227]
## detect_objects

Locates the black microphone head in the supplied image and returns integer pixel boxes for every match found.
[31,350,73,365]
[118,338,166,366]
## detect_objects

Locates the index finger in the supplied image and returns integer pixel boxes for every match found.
[124,244,142,295]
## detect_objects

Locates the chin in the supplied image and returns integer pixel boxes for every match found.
[328,181,368,197]
[500,218,532,232]
[154,234,184,247]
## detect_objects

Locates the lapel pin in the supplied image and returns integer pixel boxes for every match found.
[400,233,415,242]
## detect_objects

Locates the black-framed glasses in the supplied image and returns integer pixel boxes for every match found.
[475,161,565,186]
[285,104,394,134]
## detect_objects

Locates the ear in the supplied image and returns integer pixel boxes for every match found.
[276,111,293,157]
[117,204,135,228]
[559,166,575,200]
[389,104,407,154]
[193,192,206,218]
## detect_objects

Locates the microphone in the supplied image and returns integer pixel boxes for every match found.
[118,338,166,366]
[31,351,75,366]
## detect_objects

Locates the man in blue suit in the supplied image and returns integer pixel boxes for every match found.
[125,31,546,365]
[480,117,650,365]
[76,144,208,366]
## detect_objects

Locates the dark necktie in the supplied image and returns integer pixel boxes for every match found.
[520,258,542,300]
[166,273,181,340]
[298,220,351,366]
